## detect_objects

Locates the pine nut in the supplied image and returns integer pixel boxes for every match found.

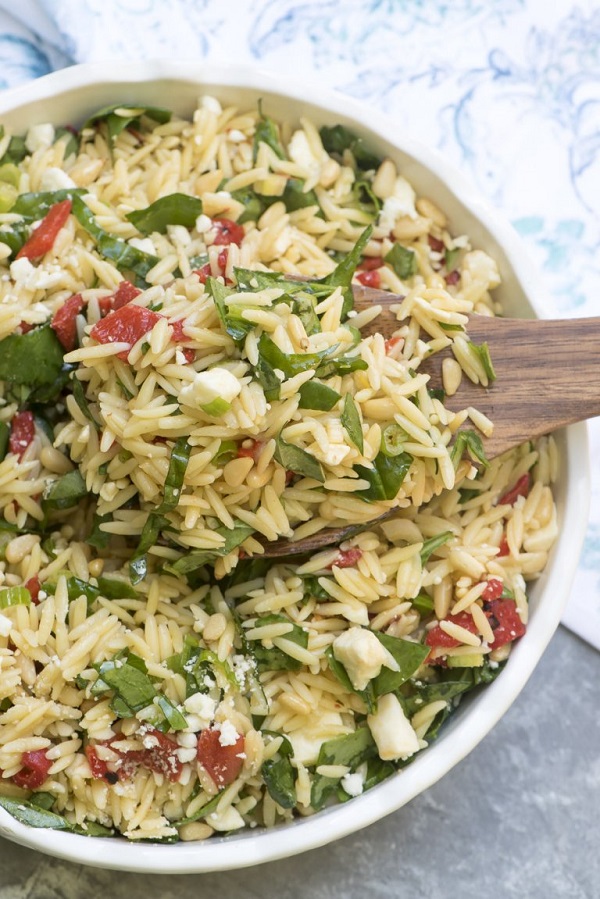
[203,612,227,642]
[40,446,74,475]
[222,456,254,488]
[442,358,462,396]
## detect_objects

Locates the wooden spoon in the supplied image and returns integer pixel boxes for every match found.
[260,285,599,557]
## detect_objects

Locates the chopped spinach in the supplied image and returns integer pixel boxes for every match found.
[468,340,496,382]
[0,422,8,462]
[420,531,453,564]
[384,243,418,280]
[341,393,364,453]
[84,104,171,142]
[261,733,297,809]
[319,125,381,171]
[274,433,324,482]
[354,451,412,501]
[166,522,255,576]
[311,727,377,810]
[450,429,489,469]
[126,193,203,234]
[250,614,309,673]
[42,470,88,512]
[298,381,341,411]
[0,325,67,405]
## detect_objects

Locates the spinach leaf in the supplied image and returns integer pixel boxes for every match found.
[314,351,368,380]
[166,522,255,576]
[0,131,28,165]
[319,125,381,171]
[126,193,203,234]
[420,531,453,565]
[384,243,418,280]
[253,353,282,402]
[253,109,286,161]
[311,728,377,810]
[351,178,381,215]
[87,513,111,550]
[206,276,255,344]
[450,429,489,469]
[94,653,157,715]
[70,195,159,279]
[300,574,332,601]
[468,340,496,382]
[251,614,308,673]
[325,646,375,713]
[54,126,79,159]
[354,451,412,501]
[282,178,319,212]
[129,437,191,584]
[42,470,88,511]
[12,188,85,221]
[341,393,364,453]
[411,591,435,616]
[321,225,372,318]
[231,186,269,224]
[0,795,70,830]
[298,381,341,411]
[175,791,224,827]
[274,434,324,482]
[70,372,101,430]
[0,220,29,256]
[84,104,171,142]
[370,633,430,696]
[262,733,297,809]
[0,325,66,403]
[257,333,325,380]
[444,247,461,271]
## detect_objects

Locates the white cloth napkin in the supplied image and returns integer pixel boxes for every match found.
[0,0,598,647]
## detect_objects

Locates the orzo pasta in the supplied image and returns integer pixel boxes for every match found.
[0,97,558,841]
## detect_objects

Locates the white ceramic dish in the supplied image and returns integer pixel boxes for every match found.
[0,61,590,873]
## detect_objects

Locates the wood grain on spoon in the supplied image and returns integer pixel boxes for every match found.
[261,285,599,557]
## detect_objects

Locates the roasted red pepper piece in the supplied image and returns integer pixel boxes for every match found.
[16,199,72,260]
[481,577,505,601]
[327,547,363,569]
[9,411,35,459]
[50,293,85,351]
[358,256,384,271]
[24,576,41,605]
[196,727,245,787]
[194,248,230,284]
[237,439,263,461]
[356,269,381,289]
[90,304,162,360]
[444,270,460,286]
[499,473,531,506]
[425,611,479,649]
[12,749,52,789]
[85,744,110,780]
[484,599,526,648]
[211,217,244,247]
[120,728,182,783]
[384,335,403,355]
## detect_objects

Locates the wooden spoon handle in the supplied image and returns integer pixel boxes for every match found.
[423,315,600,458]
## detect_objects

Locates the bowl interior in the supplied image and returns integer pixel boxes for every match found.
[0,62,589,873]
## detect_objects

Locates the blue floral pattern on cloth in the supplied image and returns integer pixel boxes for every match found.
[0,0,598,646]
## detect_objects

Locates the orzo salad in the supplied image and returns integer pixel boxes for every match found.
[0,97,558,841]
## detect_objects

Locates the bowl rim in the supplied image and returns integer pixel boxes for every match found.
[0,60,590,874]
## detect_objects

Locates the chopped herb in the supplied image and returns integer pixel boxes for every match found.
[450,429,489,469]
[84,104,171,143]
[166,522,255,576]
[70,372,101,430]
[311,728,377,810]
[319,124,381,171]
[253,107,286,161]
[274,433,324,482]
[444,247,460,271]
[42,470,88,512]
[250,614,309,673]
[341,393,364,453]
[0,586,31,608]
[468,340,496,382]
[261,733,296,809]
[298,381,341,411]
[0,325,67,405]
[206,277,254,344]
[129,437,191,584]
[420,531,453,564]
[384,243,418,280]
[354,451,412,501]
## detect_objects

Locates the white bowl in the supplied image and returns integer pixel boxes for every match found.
[0,61,590,873]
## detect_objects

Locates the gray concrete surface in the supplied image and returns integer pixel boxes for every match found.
[0,625,597,899]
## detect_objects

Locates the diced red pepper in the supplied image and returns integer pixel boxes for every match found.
[358,256,384,271]
[194,248,230,285]
[111,280,142,311]
[384,335,403,355]
[16,199,72,260]
[428,234,445,253]
[196,727,245,787]
[90,304,162,361]
[499,473,531,506]
[50,293,85,351]
[85,744,110,780]
[498,534,510,557]
[9,411,35,460]
[484,599,526,648]
[211,218,244,247]
[481,577,505,601]
[121,728,182,783]
[169,319,195,363]
[12,749,52,789]
[327,547,363,569]
[19,321,35,334]
[237,439,263,462]
[356,269,381,289]
[444,270,460,286]
[425,611,479,649]
[24,576,41,605]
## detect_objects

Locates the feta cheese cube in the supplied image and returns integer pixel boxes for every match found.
[367,693,420,761]
[179,367,241,409]
[39,167,76,192]
[332,626,399,691]
[378,176,418,232]
[25,123,55,154]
